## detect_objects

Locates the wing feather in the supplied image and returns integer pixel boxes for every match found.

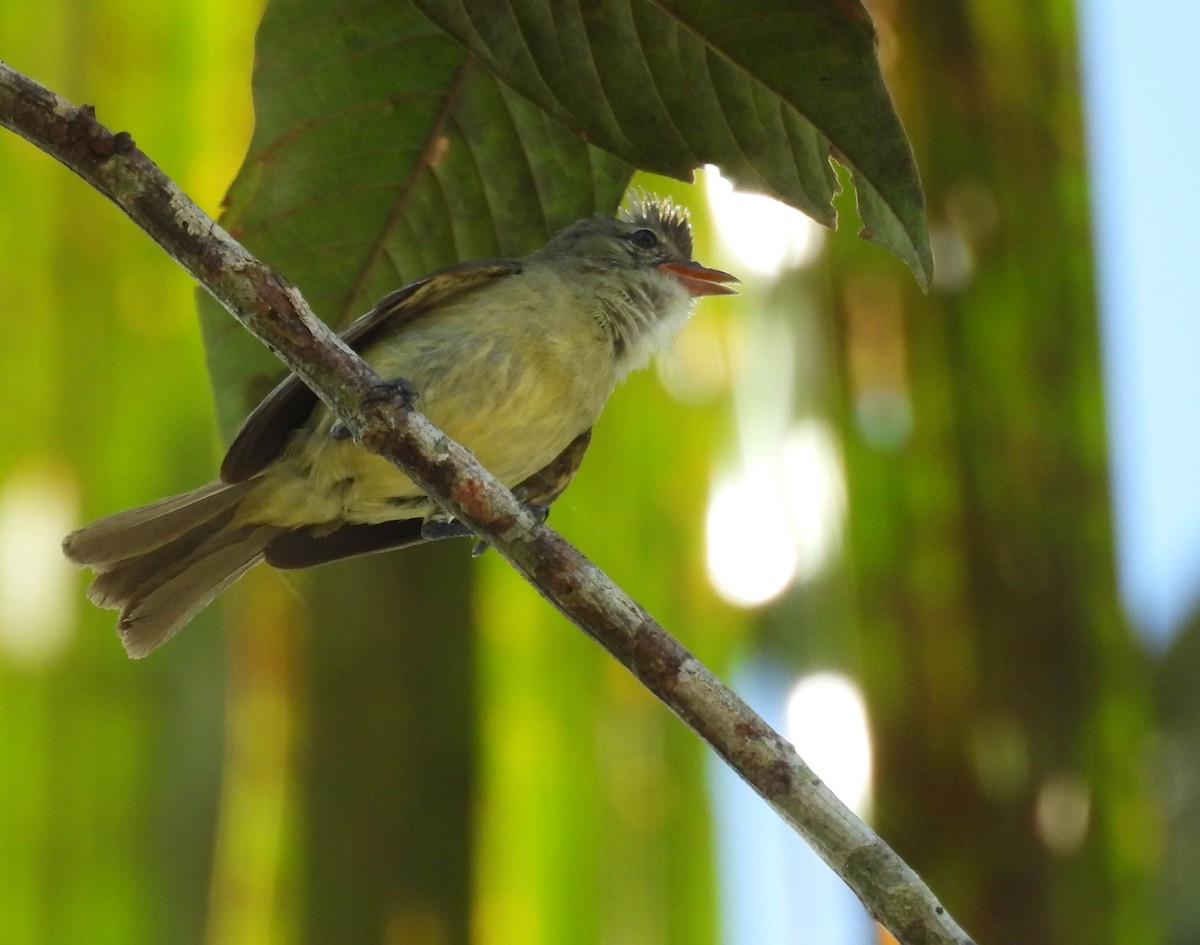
[219,260,523,483]
[261,428,593,569]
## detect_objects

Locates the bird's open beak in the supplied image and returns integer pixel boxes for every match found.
[658,261,740,297]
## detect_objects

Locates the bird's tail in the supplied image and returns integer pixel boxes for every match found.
[62,480,283,658]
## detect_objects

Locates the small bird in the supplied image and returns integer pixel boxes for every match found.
[63,194,737,657]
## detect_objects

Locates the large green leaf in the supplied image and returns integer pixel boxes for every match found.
[414,0,931,286]
[200,0,633,436]
[204,0,929,436]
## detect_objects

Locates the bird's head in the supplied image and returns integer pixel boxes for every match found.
[538,193,738,298]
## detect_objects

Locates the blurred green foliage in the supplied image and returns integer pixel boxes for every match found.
[0,2,262,944]
[824,1,1160,942]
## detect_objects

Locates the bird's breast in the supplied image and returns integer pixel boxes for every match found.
[244,274,617,528]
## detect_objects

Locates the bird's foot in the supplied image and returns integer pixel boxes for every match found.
[421,516,474,542]
[364,377,419,410]
[524,503,550,526]
[421,502,550,556]
[469,503,550,558]
[329,378,419,440]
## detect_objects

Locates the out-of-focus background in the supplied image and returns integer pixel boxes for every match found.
[1,1,1197,944]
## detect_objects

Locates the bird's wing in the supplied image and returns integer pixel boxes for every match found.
[219,260,523,483]
[263,428,594,569]
[511,427,593,508]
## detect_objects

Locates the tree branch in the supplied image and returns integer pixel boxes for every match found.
[0,62,974,945]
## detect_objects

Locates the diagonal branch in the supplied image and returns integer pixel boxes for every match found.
[0,61,974,945]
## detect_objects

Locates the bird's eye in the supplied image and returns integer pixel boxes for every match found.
[628,228,659,250]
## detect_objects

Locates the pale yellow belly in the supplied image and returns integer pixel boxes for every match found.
[240,303,614,528]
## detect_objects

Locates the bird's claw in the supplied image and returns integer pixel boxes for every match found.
[420,517,474,542]
[364,377,419,410]
[469,503,550,558]
[330,380,418,441]
[423,503,551,556]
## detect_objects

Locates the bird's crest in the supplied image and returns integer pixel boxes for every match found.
[621,191,693,259]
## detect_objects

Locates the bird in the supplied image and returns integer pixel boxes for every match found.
[62,193,737,657]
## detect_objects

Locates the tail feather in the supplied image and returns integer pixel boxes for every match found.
[62,480,283,658]
[117,523,283,658]
[63,481,254,565]
[86,504,240,609]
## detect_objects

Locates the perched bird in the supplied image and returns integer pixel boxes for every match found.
[63,194,737,657]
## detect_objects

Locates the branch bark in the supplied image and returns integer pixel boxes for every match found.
[0,61,975,945]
